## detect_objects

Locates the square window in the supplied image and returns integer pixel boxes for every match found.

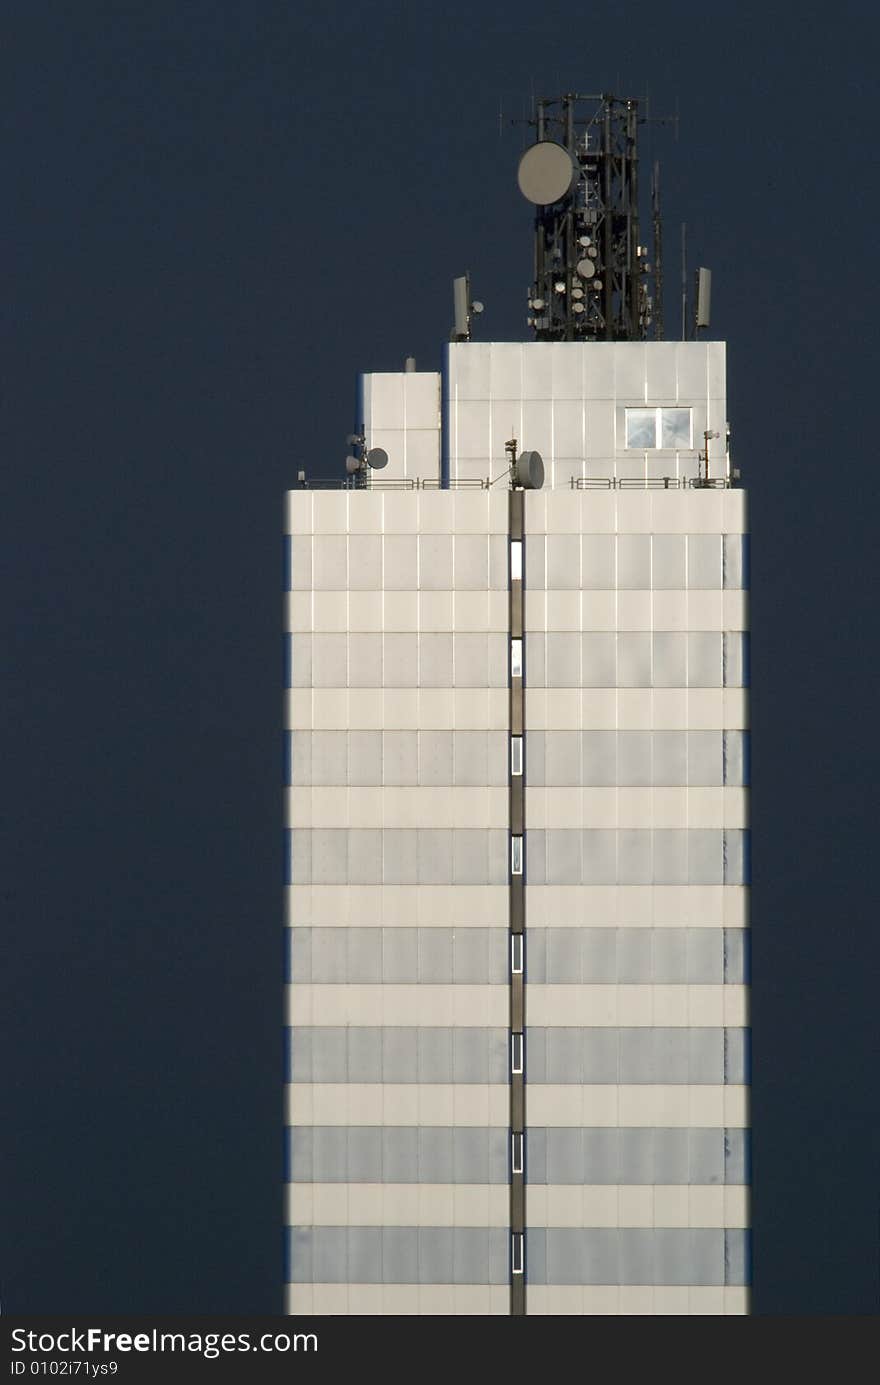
[625,408,657,448]
[661,408,692,448]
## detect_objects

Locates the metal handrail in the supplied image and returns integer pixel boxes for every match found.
[292,476,492,491]
[571,475,736,490]
[291,473,739,492]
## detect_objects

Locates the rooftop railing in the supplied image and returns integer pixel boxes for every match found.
[291,473,741,491]
[573,475,738,490]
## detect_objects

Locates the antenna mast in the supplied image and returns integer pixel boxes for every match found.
[651,159,664,342]
[516,92,656,342]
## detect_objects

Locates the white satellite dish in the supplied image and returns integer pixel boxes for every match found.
[577,258,596,279]
[517,141,576,206]
[513,450,544,490]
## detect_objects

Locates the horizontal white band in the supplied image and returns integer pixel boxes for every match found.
[284,489,511,537]
[285,786,509,830]
[284,1281,749,1316]
[285,885,510,927]
[286,983,506,1027]
[285,1083,748,1128]
[525,885,748,928]
[285,982,747,1028]
[285,884,749,929]
[284,786,748,831]
[285,1183,509,1227]
[527,1084,748,1128]
[284,1282,511,1315]
[526,1184,748,1229]
[286,1083,509,1127]
[527,984,748,1027]
[285,688,510,730]
[525,688,748,731]
[286,590,509,634]
[525,1285,749,1316]
[285,688,749,734]
[524,589,747,632]
[284,487,747,539]
[283,1184,748,1230]
[526,787,747,830]
[522,489,747,538]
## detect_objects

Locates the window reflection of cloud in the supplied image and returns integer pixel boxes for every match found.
[661,409,692,448]
[626,409,656,447]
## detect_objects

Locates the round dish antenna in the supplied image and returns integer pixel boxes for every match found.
[513,450,545,490]
[517,141,575,205]
[366,447,388,470]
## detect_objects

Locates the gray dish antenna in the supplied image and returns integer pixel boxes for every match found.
[513,450,545,489]
[517,141,575,205]
[366,447,388,470]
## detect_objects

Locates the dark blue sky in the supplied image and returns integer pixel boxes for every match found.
[3,1,878,1315]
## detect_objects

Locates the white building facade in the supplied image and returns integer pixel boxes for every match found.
[283,339,750,1315]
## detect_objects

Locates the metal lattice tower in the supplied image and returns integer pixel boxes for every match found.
[517,93,660,342]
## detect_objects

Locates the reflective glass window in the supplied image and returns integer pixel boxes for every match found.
[511,1132,524,1175]
[510,540,523,581]
[511,934,524,974]
[661,408,692,448]
[511,736,523,776]
[511,836,523,875]
[625,408,657,448]
[625,406,693,449]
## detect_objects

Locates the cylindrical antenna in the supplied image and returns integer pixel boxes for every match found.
[694,267,712,335]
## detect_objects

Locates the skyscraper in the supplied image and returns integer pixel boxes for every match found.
[283,94,750,1316]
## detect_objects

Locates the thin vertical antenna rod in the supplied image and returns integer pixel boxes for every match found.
[681,221,687,341]
[652,160,664,341]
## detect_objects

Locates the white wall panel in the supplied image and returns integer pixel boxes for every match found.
[524,1285,747,1316]
[525,1084,747,1127]
[287,1184,509,1227]
[285,1083,510,1126]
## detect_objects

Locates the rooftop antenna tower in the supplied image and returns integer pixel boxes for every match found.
[516,92,658,342]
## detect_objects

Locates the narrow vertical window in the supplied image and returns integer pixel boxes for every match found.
[511,934,523,974]
[512,1232,524,1274]
[511,1032,524,1074]
[511,1132,524,1174]
[510,540,523,581]
[511,736,523,776]
[511,836,523,875]
[510,638,523,678]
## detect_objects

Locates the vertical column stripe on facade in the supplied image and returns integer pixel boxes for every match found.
[508,486,525,1315]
